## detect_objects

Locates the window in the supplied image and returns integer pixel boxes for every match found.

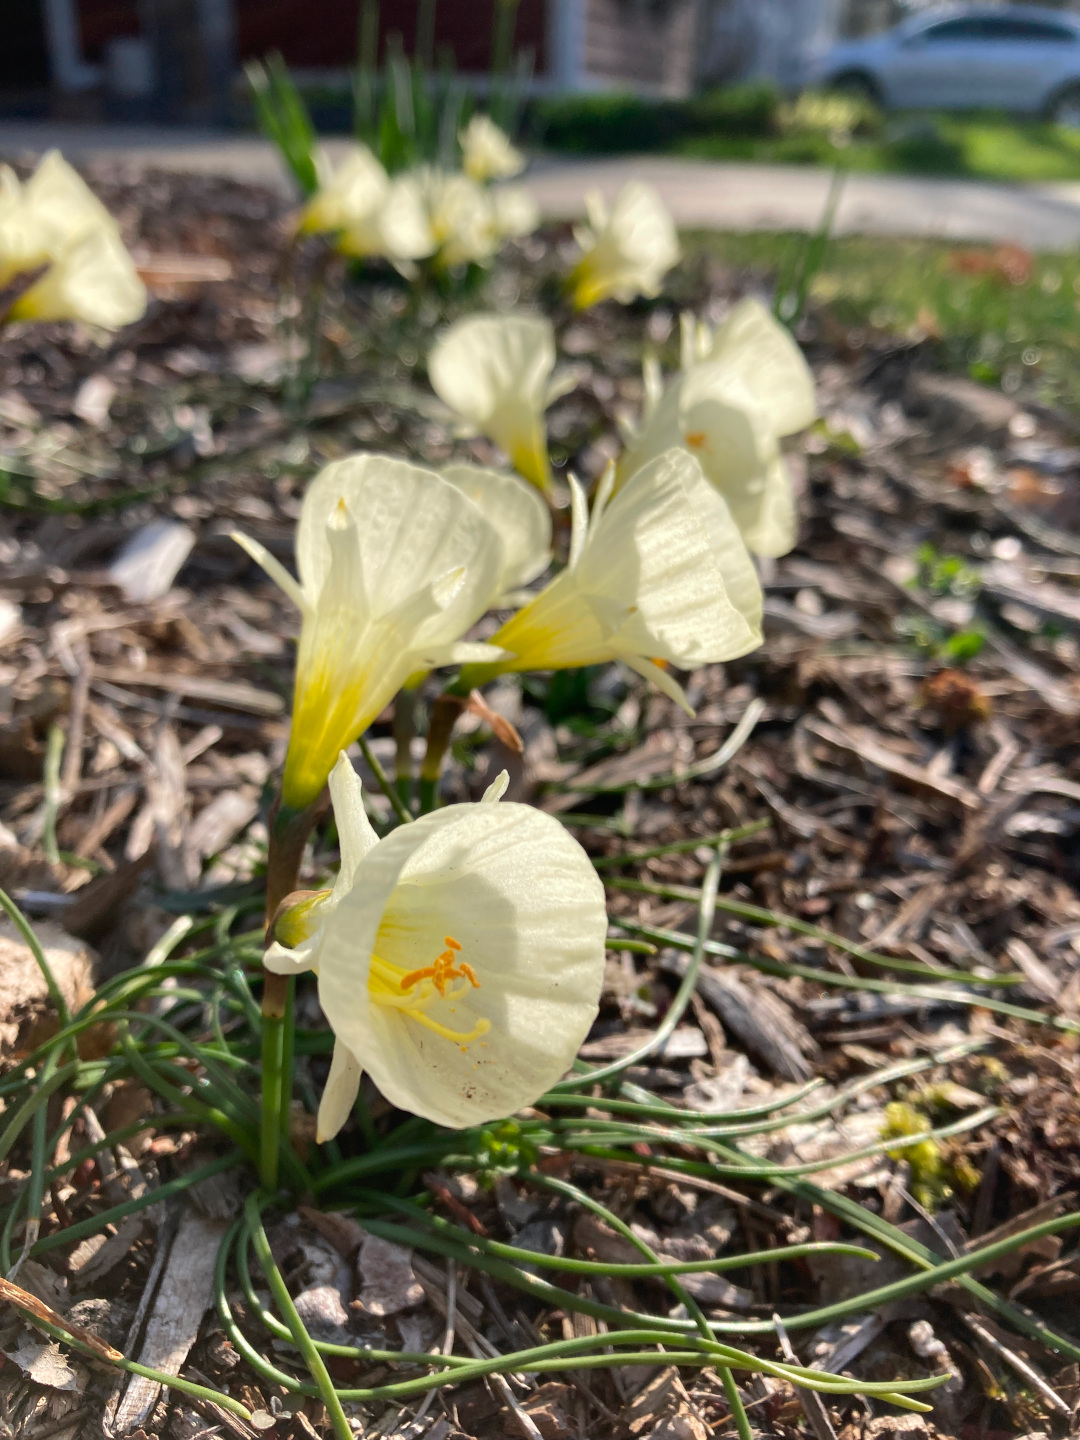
[921,16,1076,45]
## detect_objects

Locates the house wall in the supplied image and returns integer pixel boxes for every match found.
[582,0,700,96]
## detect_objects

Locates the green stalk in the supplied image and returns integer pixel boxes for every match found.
[418,693,465,814]
[41,724,64,866]
[359,732,413,826]
[245,1195,355,1440]
[393,686,417,811]
[609,878,1023,986]
[591,819,770,868]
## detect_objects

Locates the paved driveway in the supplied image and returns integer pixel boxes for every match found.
[4,120,1080,249]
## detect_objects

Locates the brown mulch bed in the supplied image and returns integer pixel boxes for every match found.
[0,163,1077,1440]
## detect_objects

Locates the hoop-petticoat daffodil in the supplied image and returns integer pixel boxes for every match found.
[232,455,506,810]
[299,145,434,263]
[616,299,817,557]
[412,168,537,269]
[267,754,607,1134]
[441,463,552,602]
[428,313,564,492]
[0,150,146,328]
[568,182,679,310]
[460,114,526,182]
[464,447,763,712]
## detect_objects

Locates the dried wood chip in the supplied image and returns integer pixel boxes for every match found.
[356,1234,424,1316]
[109,1206,227,1433]
[0,918,95,1054]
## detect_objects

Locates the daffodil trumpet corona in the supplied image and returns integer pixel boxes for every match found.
[459,447,764,714]
[616,298,817,557]
[268,754,607,1134]
[428,313,568,493]
[231,453,507,811]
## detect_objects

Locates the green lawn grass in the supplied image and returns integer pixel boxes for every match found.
[677,113,1080,184]
[686,230,1080,412]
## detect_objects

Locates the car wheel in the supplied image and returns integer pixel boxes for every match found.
[1049,83,1080,128]
[827,71,882,108]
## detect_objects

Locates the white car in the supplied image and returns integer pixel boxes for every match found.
[810,4,1080,123]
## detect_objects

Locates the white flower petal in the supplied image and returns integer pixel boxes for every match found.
[706,297,817,436]
[264,940,318,975]
[282,453,504,807]
[10,225,146,329]
[230,530,308,614]
[328,753,380,887]
[316,1039,364,1143]
[566,472,589,573]
[492,448,762,678]
[441,463,552,592]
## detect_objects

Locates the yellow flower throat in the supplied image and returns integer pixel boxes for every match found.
[369,935,490,1050]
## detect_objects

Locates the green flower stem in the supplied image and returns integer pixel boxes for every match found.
[561,697,766,796]
[590,819,771,868]
[358,1205,1080,1354]
[720,1363,754,1440]
[359,732,413,826]
[609,878,1024,987]
[262,795,325,1193]
[30,1153,241,1258]
[537,1076,824,1122]
[245,1194,355,1440]
[555,848,724,1090]
[418,693,467,814]
[622,917,1080,1036]
[222,1215,935,1408]
[371,1195,877,1278]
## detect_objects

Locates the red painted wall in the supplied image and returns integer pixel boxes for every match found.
[76,0,547,72]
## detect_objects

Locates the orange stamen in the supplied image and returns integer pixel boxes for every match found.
[685,431,706,448]
[400,936,478,997]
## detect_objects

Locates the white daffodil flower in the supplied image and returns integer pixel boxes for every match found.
[8,224,146,329]
[460,114,526,183]
[0,151,146,329]
[232,454,506,809]
[0,150,117,282]
[490,184,540,242]
[480,447,763,712]
[268,754,606,1134]
[300,145,435,263]
[569,182,680,310]
[616,299,817,557]
[441,463,552,601]
[414,168,498,267]
[428,313,561,492]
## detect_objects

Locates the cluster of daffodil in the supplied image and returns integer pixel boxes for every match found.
[234,180,815,1149]
[298,113,539,271]
[0,150,146,329]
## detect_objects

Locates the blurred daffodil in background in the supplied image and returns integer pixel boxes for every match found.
[462,447,763,711]
[299,144,435,263]
[232,454,507,810]
[416,167,538,269]
[268,754,606,1135]
[617,298,817,557]
[429,312,564,492]
[568,181,679,310]
[0,150,146,328]
[460,114,526,182]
